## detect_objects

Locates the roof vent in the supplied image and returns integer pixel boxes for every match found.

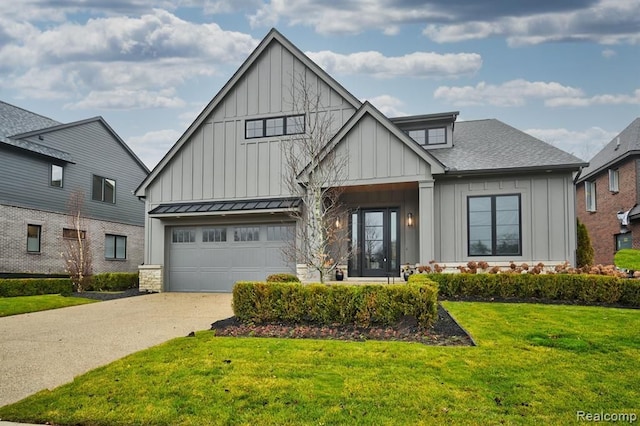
[615,136,620,150]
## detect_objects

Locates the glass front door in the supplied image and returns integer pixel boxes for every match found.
[349,208,399,277]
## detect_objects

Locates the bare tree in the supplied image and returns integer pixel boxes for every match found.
[282,73,351,283]
[62,191,92,292]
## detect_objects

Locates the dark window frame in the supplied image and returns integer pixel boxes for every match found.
[63,228,86,240]
[105,234,127,260]
[27,224,41,253]
[50,164,64,188]
[92,175,116,204]
[467,194,522,257]
[406,126,447,146]
[615,233,632,252]
[245,114,305,139]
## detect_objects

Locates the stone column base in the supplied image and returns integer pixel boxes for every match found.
[139,264,163,292]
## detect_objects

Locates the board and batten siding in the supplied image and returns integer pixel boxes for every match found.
[433,173,577,264]
[0,120,147,226]
[147,42,357,205]
[333,114,433,186]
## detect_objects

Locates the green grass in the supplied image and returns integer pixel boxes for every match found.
[0,294,97,317]
[1,302,638,425]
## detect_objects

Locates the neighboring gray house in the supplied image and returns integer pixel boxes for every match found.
[135,29,586,292]
[0,101,149,276]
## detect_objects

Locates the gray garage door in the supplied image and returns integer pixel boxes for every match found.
[168,223,295,292]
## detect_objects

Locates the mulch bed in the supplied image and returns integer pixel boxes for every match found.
[210,304,475,346]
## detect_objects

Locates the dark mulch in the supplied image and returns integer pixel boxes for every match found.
[210,304,475,346]
[70,288,149,301]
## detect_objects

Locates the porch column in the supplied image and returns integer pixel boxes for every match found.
[418,180,435,265]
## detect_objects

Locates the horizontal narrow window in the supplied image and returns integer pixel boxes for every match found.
[203,228,227,242]
[172,229,195,243]
[267,225,294,241]
[406,127,447,146]
[234,226,260,242]
[63,228,86,239]
[245,114,305,139]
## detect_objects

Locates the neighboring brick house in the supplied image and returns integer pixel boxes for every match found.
[0,101,149,276]
[576,118,640,265]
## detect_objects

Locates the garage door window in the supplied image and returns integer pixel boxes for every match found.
[203,228,227,242]
[172,229,195,243]
[267,225,294,241]
[234,226,260,242]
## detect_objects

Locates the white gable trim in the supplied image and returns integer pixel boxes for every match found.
[135,28,362,197]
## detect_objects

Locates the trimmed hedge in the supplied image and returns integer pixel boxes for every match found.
[233,280,439,329]
[0,278,73,297]
[414,273,640,307]
[266,273,301,283]
[86,272,139,292]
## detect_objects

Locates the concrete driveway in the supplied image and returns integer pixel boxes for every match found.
[0,293,233,407]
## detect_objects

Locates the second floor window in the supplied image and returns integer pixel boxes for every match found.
[585,181,596,212]
[609,169,619,192]
[51,164,63,188]
[245,114,305,139]
[92,175,116,203]
[407,127,447,146]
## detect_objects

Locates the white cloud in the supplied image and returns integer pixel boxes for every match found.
[434,79,584,107]
[307,50,482,79]
[545,89,640,107]
[525,126,617,161]
[602,48,617,58]
[126,128,182,169]
[0,10,258,109]
[364,95,407,117]
[68,89,186,110]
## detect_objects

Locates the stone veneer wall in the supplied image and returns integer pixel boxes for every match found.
[139,264,163,292]
[0,204,144,275]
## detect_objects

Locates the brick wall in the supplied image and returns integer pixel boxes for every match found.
[577,158,639,265]
[0,204,144,275]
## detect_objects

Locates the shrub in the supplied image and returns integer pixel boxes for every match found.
[0,278,73,297]
[576,219,595,268]
[232,280,438,329]
[85,273,139,291]
[614,249,640,271]
[427,273,639,307]
[266,273,301,283]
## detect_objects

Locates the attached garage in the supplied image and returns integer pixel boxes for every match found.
[167,223,295,292]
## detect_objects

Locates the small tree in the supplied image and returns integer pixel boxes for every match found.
[62,191,92,292]
[282,74,351,283]
[576,219,594,268]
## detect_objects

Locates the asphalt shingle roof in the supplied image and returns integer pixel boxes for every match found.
[578,117,640,182]
[0,101,72,162]
[430,119,586,173]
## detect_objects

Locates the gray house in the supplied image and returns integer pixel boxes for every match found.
[0,101,149,276]
[135,29,586,292]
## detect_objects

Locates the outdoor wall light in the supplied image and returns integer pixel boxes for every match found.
[407,212,414,227]
[335,217,341,229]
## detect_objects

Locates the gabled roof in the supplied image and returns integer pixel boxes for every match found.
[577,117,640,183]
[298,101,446,180]
[135,28,362,196]
[13,117,149,173]
[0,100,61,140]
[430,119,587,175]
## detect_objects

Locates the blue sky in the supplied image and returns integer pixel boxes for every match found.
[1,1,639,168]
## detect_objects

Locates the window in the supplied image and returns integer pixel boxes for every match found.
[234,226,260,242]
[616,233,632,251]
[27,224,41,253]
[245,114,305,139]
[266,225,294,241]
[105,234,126,260]
[585,181,596,212]
[63,228,86,239]
[203,228,227,242]
[172,229,195,243]
[92,175,116,203]
[51,165,63,187]
[468,195,521,256]
[609,169,619,192]
[406,127,447,146]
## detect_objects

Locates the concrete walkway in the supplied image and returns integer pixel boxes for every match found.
[0,293,233,407]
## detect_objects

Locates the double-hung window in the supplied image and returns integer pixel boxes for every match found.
[609,169,619,192]
[468,195,521,256]
[585,181,596,212]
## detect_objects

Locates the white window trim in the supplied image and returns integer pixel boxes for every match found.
[608,169,619,193]
[585,181,596,212]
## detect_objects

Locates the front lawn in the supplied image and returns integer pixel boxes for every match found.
[0,294,97,317]
[0,302,638,425]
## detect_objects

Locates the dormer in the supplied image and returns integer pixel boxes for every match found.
[390,111,459,150]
